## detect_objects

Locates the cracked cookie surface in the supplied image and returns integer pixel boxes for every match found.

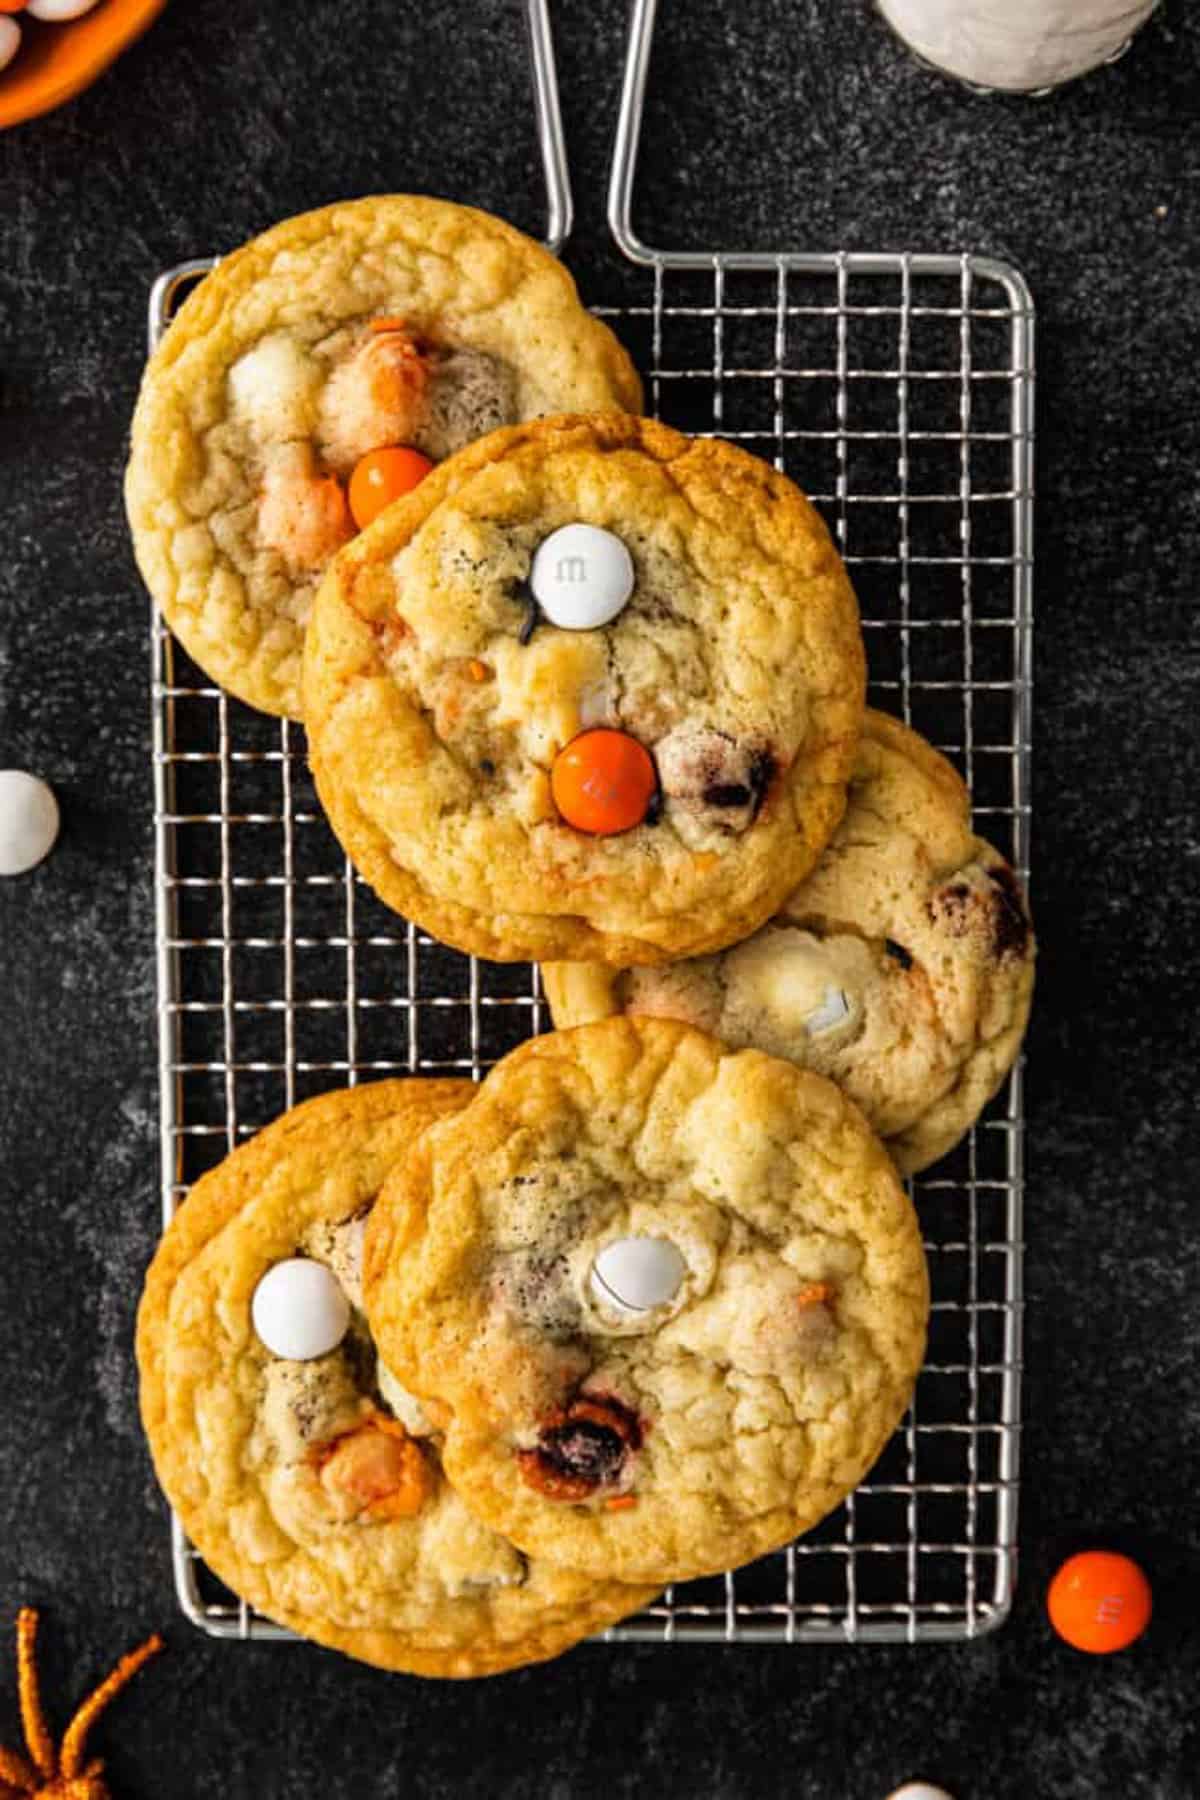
[543,710,1035,1173]
[303,413,865,964]
[136,1080,656,1677]
[363,1019,928,1586]
[125,197,642,718]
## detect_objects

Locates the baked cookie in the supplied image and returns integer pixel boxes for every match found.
[543,711,1034,1174]
[136,1081,657,1677]
[125,197,642,718]
[364,1019,928,1586]
[303,412,865,965]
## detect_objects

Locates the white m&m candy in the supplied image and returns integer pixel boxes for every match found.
[590,1236,686,1317]
[0,772,60,876]
[530,524,634,630]
[26,0,104,19]
[0,18,20,73]
[252,1258,350,1361]
[886,1785,956,1800]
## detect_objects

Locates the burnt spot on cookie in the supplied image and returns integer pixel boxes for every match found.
[747,748,778,816]
[929,880,974,937]
[703,781,753,809]
[510,578,540,645]
[986,861,1032,960]
[931,865,1031,960]
[517,1394,644,1501]
[884,938,914,971]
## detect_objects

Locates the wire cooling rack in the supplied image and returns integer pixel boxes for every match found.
[147,0,1032,1647]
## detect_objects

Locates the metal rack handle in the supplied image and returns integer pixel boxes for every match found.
[148,0,573,351]
[608,0,1036,297]
[527,0,574,255]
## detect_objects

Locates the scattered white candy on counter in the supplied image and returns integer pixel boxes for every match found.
[0,18,21,73]
[886,1784,956,1800]
[251,1258,350,1361]
[0,772,60,876]
[590,1236,686,1316]
[26,0,104,18]
[530,523,634,630]
[805,984,852,1036]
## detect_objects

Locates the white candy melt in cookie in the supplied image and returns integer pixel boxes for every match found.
[590,1236,686,1315]
[805,985,852,1036]
[229,334,322,441]
[252,1258,350,1360]
[531,524,634,630]
[0,772,60,877]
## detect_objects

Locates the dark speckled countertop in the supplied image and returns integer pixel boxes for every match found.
[1,2,1199,1795]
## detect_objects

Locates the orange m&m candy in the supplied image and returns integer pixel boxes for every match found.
[348,446,433,531]
[551,729,657,836]
[1047,1550,1151,1654]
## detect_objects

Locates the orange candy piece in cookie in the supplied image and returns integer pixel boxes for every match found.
[319,1415,433,1521]
[348,445,434,531]
[551,729,658,836]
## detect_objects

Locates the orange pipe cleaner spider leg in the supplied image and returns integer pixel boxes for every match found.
[15,1611,55,1783]
[0,1748,37,1793]
[57,1634,163,1782]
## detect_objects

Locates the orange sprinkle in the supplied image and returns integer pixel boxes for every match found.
[796,1282,833,1309]
[369,315,409,334]
[467,659,491,683]
[605,1494,638,1512]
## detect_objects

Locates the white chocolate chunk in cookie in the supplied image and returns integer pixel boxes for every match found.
[418,1490,528,1597]
[722,927,864,1050]
[229,334,323,442]
[259,1355,365,1465]
[377,1359,436,1437]
[305,1213,367,1312]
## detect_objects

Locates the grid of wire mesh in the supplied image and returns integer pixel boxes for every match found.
[150,237,1032,1645]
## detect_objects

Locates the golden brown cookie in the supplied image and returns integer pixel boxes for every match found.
[303,412,865,964]
[543,710,1035,1173]
[125,196,642,718]
[364,1020,928,1586]
[136,1080,657,1677]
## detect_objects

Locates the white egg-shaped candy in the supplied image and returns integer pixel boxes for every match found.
[530,524,634,630]
[0,19,21,75]
[0,772,60,877]
[590,1236,686,1316]
[252,1258,350,1361]
[886,1785,956,1800]
[27,0,104,20]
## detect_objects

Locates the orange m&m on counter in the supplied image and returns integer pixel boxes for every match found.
[551,729,657,835]
[1047,1550,1151,1654]
[348,446,433,531]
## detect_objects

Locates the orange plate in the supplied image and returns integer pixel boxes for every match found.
[0,0,166,130]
